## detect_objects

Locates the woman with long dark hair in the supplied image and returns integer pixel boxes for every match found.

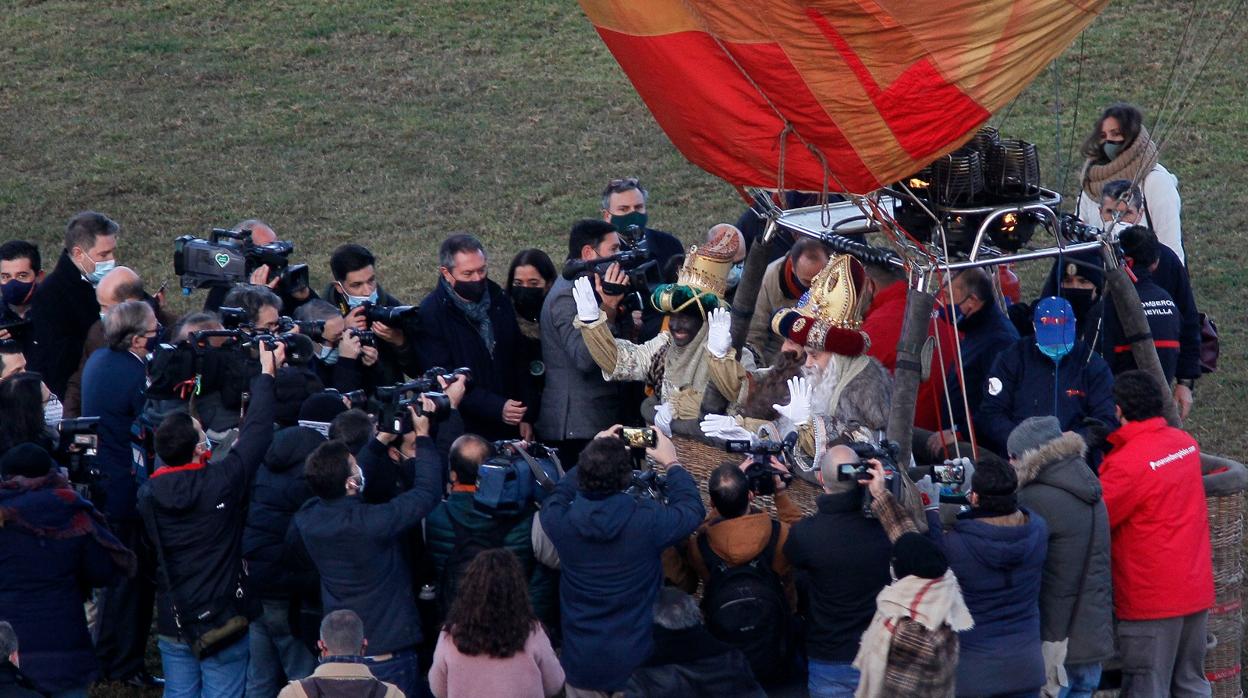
[428,549,564,698]
[505,249,558,433]
[1076,102,1185,264]
[0,372,54,454]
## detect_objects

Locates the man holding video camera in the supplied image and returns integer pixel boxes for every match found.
[203,219,318,314]
[415,234,531,441]
[138,339,285,697]
[783,443,893,697]
[539,426,704,697]
[326,243,414,387]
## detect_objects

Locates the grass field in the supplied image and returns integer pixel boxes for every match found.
[1,0,1244,694]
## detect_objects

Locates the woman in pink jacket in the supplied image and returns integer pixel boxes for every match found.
[429,549,564,698]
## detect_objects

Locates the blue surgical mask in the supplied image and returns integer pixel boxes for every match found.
[726,262,744,288]
[318,344,340,365]
[84,253,115,286]
[342,285,379,309]
[1038,343,1073,362]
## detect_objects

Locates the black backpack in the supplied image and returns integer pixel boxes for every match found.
[438,509,514,617]
[698,520,791,682]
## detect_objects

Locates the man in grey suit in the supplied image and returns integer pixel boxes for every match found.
[536,219,627,466]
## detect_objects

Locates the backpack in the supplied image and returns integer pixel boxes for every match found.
[438,508,514,617]
[698,520,791,683]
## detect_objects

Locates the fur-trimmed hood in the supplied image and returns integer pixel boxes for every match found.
[1012,432,1101,504]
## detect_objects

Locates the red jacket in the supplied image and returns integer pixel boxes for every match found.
[862,281,957,431]
[1100,417,1214,620]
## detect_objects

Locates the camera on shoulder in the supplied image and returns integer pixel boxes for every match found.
[725,431,798,497]
[834,440,905,518]
[174,228,308,293]
[473,440,564,516]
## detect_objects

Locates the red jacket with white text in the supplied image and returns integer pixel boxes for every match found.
[1100,417,1214,620]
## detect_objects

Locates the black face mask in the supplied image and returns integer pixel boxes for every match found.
[511,286,546,321]
[1062,287,1096,321]
[454,279,487,303]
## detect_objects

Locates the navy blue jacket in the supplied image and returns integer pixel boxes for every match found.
[539,465,705,692]
[29,251,99,397]
[945,303,1020,439]
[414,279,528,440]
[926,508,1048,697]
[1151,246,1202,380]
[81,347,148,522]
[241,425,325,600]
[288,437,442,655]
[976,338,1116,456]
[1102,268,1181,383]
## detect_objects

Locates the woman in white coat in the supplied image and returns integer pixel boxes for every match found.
[1076,103,1185,264]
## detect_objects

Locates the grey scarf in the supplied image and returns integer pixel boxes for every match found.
[441,276,495,355]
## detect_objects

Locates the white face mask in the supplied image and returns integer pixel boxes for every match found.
[1105,220,1132,237]
[44,395,64,427]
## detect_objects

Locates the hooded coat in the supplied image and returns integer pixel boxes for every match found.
[538,465,705,692]
[1013,433,1114,665]
[925,507,1049,697]
[241,425,326,600]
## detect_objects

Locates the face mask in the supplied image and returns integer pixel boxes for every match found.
[341,285,378,309]
[82,252,115,286]
[454,279,487,303]
[1102,139,1126,160]
[610,212,648,241]
[1,279,35,307]
[1038,342,1073,362]
[143,324,163,355]
[43,396,63,427]
[1062,288,1096,319]
[1104,220,1133,238]
[318,344,340,365]
[726,262,744,288]
[510,286,546,322]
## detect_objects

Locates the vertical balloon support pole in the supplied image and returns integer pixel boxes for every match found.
[698,216,779,417]
[1100,243,1182,427]
[886,266,935,470]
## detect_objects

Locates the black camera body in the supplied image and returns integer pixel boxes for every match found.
[1058,212,1101,243]
[834,440,905,517]
[628,468,668,501]
[725,431,798,497]
[55,417,101,492]
[361,302,417,326]
[372,366,470,434]
[349,328,376,347]
[321,388,369,410]
[560,249,662,296]
[174,228,307,293]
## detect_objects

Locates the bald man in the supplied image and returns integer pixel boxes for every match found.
[63,266,156,417]
[783,443,895,696]
[203,219,318,313]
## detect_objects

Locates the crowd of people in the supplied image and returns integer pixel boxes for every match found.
[0,102,1223,698]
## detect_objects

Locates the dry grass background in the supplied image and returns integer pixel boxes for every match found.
[1,0,1244,695]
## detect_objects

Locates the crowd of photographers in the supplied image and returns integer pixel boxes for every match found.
[0,167,1219,698]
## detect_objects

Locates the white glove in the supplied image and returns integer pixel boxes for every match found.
[699,414,753,442]
[706,307,732,359]
[654,403,674,438]
[572,276,601,323]
[772,376,812,427]
[916,475,942,511]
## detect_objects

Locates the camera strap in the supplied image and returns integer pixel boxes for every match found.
[513,443,560,494]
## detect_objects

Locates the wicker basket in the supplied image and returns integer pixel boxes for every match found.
[671,432,824,515]
[1205,493,1244,698]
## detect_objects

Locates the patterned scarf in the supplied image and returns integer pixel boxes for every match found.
[0,471,137,577]
[1080,125,1161,201]
[440,276,495,357]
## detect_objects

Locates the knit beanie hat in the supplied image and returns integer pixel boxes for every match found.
[892,532,948,580]
[1006,415,1063,460]
[274,368,324,426]
[971,452,1019,514]
[299,393,349,425]
[0,442,56,479]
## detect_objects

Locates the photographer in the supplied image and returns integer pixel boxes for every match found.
[138,339,284,696]
[326,243,412,386]
[30,211,120,397]
[81,300,162,686]
[357,373,467,503]
[538,426,705,696]
[672,456,799,684]
[203,219,319,314]
[0,444,136,697]
[416,234,531,440]
[536,220,626,465]
[242,392,348,696]
[286,409,444,698]
[782,444,892,697]
[293,299,369,393]
[0,240,44,356]
[572,227,741,431]
[223,283,284,333]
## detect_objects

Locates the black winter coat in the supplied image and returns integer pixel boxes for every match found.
[241,425,325,600]
[782,490,892,663]
[1151,245,1202,380]
[413,279,529,440]
[1102,268,1181,383]
[1014,432,1114,664]
[28,251,99,396]
[623,625,766,698]
[138,373,276,639]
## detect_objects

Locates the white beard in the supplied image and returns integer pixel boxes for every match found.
[802,360,842,417]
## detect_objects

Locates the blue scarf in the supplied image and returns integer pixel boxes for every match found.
[440,277,495,356]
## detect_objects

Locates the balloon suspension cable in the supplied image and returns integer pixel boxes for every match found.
[1151,0,1245,150]
[933,213,978,461]
[1056,32,1087,200]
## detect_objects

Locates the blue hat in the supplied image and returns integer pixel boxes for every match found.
[1033,296,1076,352]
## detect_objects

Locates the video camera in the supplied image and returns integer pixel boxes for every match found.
[173,228,309,293]
[560,249,662,296]
[54,417,100,491]
[474,440,564,515]
[372,367,471,433]
[835,440,905,517]
[725,431,798,496]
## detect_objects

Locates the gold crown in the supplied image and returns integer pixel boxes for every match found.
[794,254,865,330]
[676,244,733,298]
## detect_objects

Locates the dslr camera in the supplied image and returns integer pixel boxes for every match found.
[174,228,309,293]
[725,432,797,496]
[360,301,417,326]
